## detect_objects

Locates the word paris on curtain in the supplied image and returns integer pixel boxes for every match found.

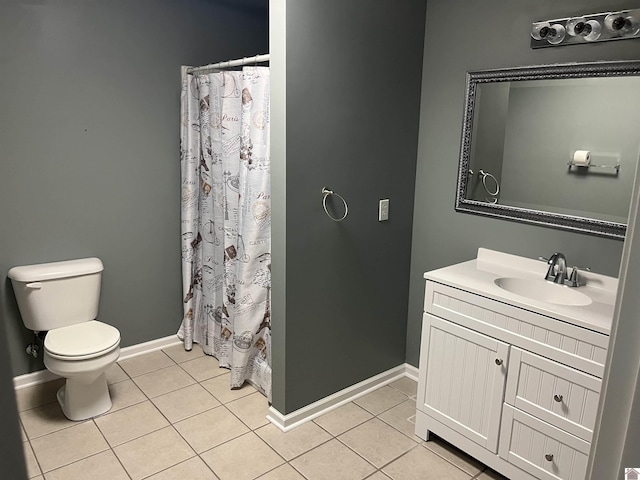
[179,67,271,398]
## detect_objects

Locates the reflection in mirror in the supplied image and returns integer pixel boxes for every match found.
[455,61,640,239]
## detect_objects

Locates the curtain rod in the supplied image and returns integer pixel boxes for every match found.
[187,54,270,75]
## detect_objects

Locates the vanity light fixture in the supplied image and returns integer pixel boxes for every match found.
[531,8,639,48]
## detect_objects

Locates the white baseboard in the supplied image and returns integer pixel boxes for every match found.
[13,334,182,390]
[405,363,419,382]
[116,334,182,362]
[267,363,417,432]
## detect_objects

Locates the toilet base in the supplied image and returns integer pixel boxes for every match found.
[57,372,112,421]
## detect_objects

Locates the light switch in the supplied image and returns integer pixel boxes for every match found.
[379,199,389,221]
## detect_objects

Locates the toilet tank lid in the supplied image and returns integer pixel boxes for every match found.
[8,258,104,282]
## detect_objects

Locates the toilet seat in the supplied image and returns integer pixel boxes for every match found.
[45,320,120,361]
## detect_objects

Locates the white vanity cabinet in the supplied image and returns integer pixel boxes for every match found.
[416,280,610,480]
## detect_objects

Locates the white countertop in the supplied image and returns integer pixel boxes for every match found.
[424,248,617,335]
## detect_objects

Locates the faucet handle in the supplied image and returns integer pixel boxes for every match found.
[568,266,591,287]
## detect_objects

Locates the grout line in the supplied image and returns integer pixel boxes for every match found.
[288,461,311,480]
[333,432,393,471]
[377,441,425,472]
[469,467,488,479]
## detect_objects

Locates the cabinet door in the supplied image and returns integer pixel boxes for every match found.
[419,314,509,453]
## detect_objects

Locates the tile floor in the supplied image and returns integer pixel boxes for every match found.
[16,345,509,480]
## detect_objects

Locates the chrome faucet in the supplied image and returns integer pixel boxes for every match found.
[541,252,589,287]
[545,252,568,284]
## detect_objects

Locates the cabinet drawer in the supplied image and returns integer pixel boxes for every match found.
[499,404,590,480]
[425,282,608,377]
[505,348,601,442]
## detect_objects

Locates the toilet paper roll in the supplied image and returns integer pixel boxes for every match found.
[573,150,591,166]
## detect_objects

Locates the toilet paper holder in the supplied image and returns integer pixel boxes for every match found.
[567,151,621,174]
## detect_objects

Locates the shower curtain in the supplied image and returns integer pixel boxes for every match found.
[179,66,271,399]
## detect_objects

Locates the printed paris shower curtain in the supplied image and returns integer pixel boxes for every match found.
[179,66,271,398]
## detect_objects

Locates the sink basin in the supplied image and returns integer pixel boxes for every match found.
[494,277,593,306]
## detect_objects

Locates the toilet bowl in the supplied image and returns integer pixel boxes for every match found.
[44,320,121,420]
[8,258,121,421]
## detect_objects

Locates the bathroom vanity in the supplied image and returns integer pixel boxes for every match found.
[415,248,617,480]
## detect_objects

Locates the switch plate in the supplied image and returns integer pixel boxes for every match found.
[379,199,389,221]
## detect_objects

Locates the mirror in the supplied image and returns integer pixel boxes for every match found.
[455,61,640,239]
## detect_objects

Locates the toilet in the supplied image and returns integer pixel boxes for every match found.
[8,258,120,421]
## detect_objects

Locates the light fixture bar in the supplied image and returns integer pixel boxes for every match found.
[531,9,640,48]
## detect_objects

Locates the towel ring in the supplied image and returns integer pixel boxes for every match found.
[322,187,348,222]
[479,169,500,196]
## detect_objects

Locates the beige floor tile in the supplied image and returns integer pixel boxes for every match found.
[118,350,174,377]
[23,441,41,478]
[377,399,420,441]
[105,364,129,385]
[44,450,129,480]
[179,355,227,381]
[476,468,508,479]
[226,392,270,430]
[255,421,332,461]
[201,373,257,404]
[388,377,418,397]
[15,379,65,412]
[20,421,28,441]
[146,456,219,480]
[30,422,109,473]
[152,383,220,423]
[132,364,196,398]
[174,406,249,453]
[20,402,80,439]
[338,418,416,468]
[313,402,373,436]
[162,342,205,364]
[30,477,43,480]
[354,386,408,415]
[94,401,169,447]
[201,432,284,480]
[382,446,470,480]
[113,427,195,480]
[107,379,147,412]
[290,439,375,480]
[257,463,306,480]
[423,437,484,476]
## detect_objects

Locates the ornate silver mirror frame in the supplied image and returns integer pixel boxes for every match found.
[455,60,640,239]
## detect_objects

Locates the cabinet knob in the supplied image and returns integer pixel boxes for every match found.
[545,453,554,462]
[553,394,563,403]
[495,358,503,366]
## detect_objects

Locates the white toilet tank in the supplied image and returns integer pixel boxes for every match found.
[8,258,104,331]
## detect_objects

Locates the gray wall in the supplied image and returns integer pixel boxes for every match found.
[273,0,426,414]
[407,0,640,367]
[0,0,268,377]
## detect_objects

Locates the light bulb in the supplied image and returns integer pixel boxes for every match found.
[531,22,551,40]
[566,18,587,36]
[604,12,640,35]
[544,24,566,44]
[582,20,602,41]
